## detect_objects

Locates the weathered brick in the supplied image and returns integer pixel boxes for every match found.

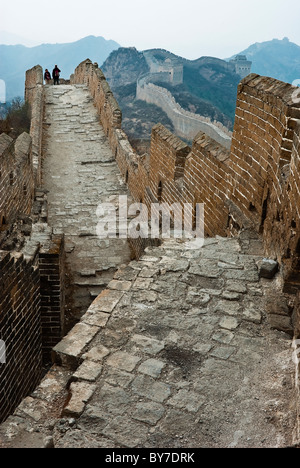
[0,252,42,423]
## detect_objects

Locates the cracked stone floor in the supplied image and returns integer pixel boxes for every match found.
[0,235,298,448]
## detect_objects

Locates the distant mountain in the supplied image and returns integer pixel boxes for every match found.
[230,38,300,84]
[0,35,121,101]
[0,31,38,47]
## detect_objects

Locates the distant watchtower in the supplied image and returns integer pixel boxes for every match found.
[230,55,252,79]
[143,50,183,86]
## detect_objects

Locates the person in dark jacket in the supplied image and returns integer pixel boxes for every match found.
[44,69,51,85]
[52,65,61,85]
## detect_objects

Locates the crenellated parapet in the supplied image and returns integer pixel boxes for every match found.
[71,59,122,141]
[74,62,300,294]
[0,132,34,233]
[25,65,44,185]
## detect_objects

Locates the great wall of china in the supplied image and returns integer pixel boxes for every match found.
[0,59,300,447]
[136,50,233,148]
[136,74,232,148]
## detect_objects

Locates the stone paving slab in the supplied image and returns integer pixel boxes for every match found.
[56,237,295,448]
[0,235,298,449]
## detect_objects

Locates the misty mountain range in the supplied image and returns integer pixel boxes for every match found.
[229,37,300,85]
[0,36,120,101]
[1,34,300,110]
[0,30,39,47]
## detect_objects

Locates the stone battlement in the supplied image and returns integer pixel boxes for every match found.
[0,132,34,235]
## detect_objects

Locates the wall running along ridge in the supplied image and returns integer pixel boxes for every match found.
[71,60,159,258]
[136,73,232,148]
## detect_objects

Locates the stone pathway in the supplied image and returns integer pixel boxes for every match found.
[1,234,296,448]
[51,236,297,448]
[42,85,132,328]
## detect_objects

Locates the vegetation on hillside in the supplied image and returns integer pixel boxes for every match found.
[182,63,240,126]
[112,84,175,141]
[0,98,31,139]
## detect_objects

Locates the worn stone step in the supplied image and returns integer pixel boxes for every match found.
[89,287,105,299]
[74,278,108,287]
[79,270,96,277]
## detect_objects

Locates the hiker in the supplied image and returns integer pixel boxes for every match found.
[52,65,61,85]
[44,69,51,85]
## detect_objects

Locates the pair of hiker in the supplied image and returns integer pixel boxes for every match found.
[44,65,61,85]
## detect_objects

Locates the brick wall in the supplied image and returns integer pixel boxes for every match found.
[183,132,232,237]
[71,60,122,145]
[147,124,190,207]
[137,77,232,148]
[229,75,300,290]
[25,65,44,185]
[0,65,66,423]
[39,235,65,363]
[0,250,42,423]
[0,132,34,231]
[274,121,300,293]
[230,75,294,226]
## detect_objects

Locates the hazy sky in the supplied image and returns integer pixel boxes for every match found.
[1,0,300,59]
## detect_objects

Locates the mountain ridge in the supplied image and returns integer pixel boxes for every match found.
[230,37,300,84]
[0,30,39,47]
